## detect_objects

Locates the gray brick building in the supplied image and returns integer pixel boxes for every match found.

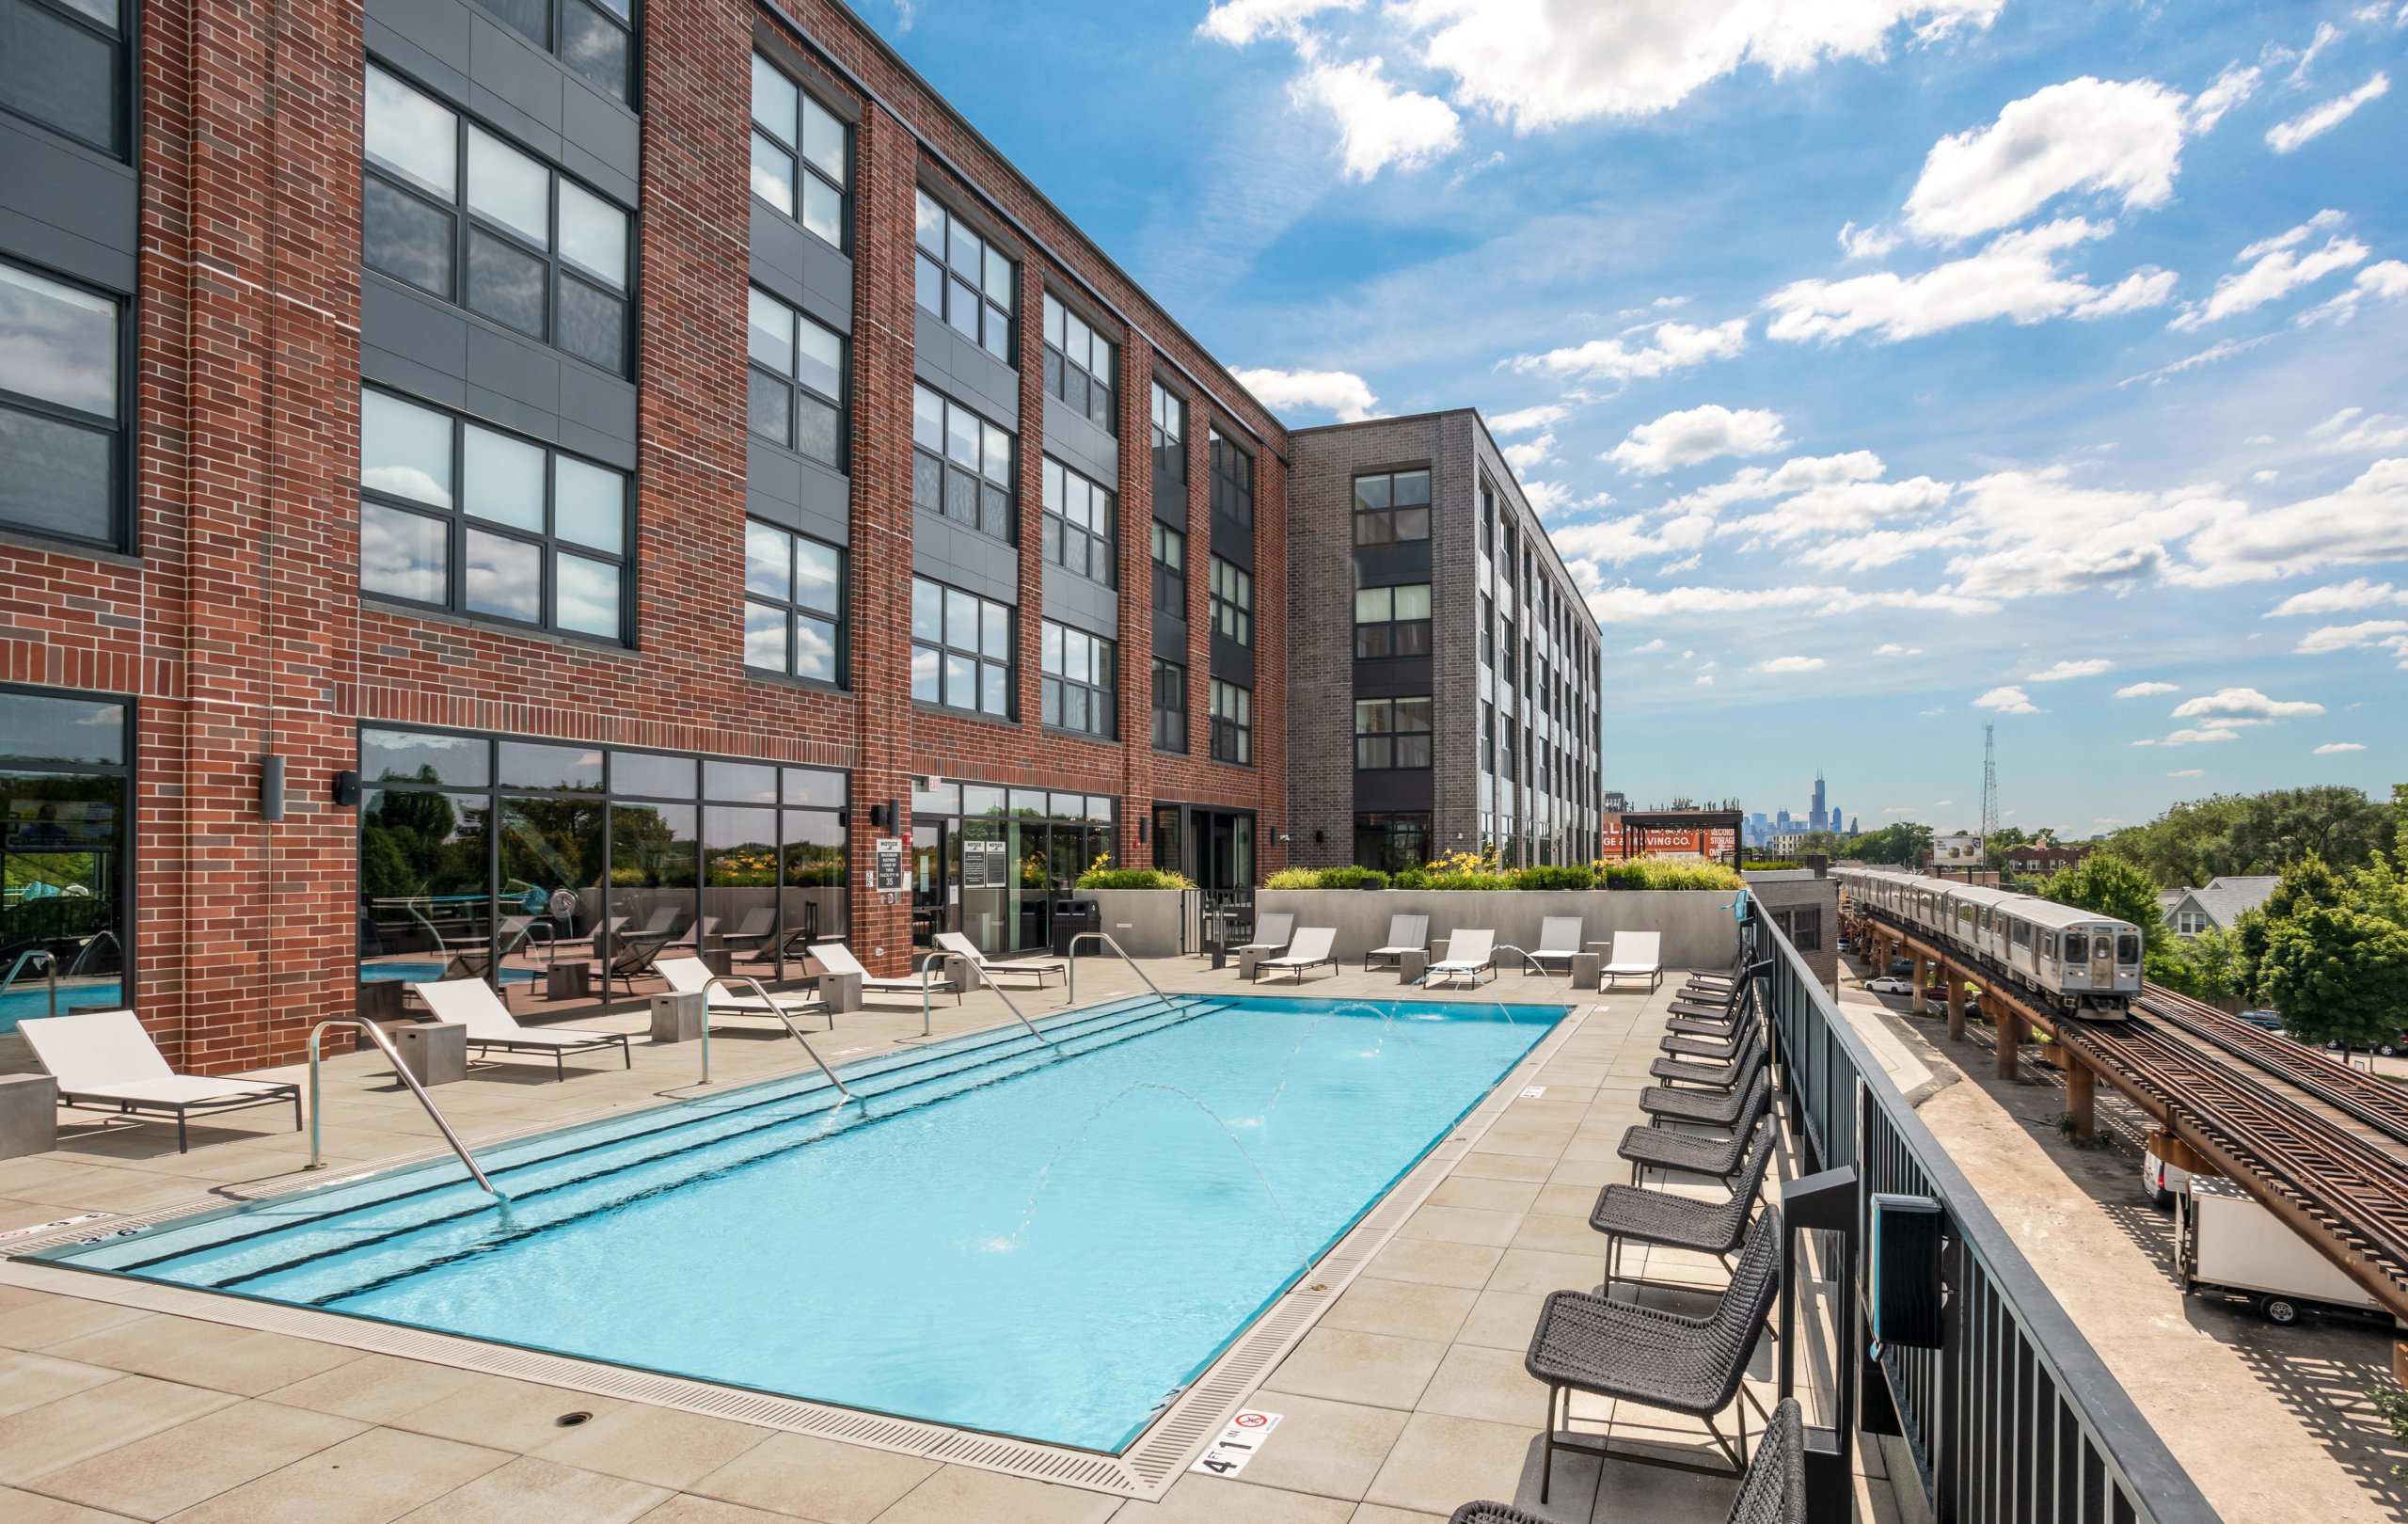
[1285,412,1603,872]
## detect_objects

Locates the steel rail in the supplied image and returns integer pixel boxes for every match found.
[2134,985,2408,1151]
[305,1018,502,1199]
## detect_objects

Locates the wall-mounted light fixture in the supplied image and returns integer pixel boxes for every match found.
[260,755,287,822]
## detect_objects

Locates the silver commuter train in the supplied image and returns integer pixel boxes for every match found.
[1833,865,2144,1019]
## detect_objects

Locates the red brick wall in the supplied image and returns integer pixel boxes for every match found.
[3,0,1289,1072]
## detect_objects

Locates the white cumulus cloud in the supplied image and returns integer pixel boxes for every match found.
[1488,404,1568,435]
[1766,219,2176,343]
[2189,63,2261,131]
[1233,367,1379,422]
[2115,681,2179,698]
[1501,433,1555,473]
[2176,458,2408,584]
[1755,655,1827,673]
[2292,620,2408,656]
[2169,687,2324,720]
[1293,56,1463,179]
[1875,643,1924,656]
[2133,727,2242,747]
[2170,216,2367,330]
[2027,659,2114,681]
[2315,742,2368,754]
[1944,468,2245,599]
[2266,71,2390,152]
[1510,319,1750,383]
[2266,579,2402,616]
[1577,582,1995,625]
[2308,406,2408,453]
[1198,0,1359,44]
[2167,768,2207,777]
[1973,685,2039,714]
[1608,405,1787,473]
[1905,77,2193,242]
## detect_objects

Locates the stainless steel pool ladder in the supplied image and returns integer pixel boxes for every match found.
[920,952,1054,1046]
[1067,930,1178,1016]
[695,973,854,1102]
[1,949,58,1017]
[306,1017,501,1198]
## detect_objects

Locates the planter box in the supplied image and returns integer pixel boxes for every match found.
[1082,890,1188,959]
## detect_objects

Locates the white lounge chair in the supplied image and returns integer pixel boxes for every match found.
[934,931,1066,988]
[1254,927,1339,983]
[1603,930,1665,992]
[1364,913,1430,972]
[807,941,959,1005]
[1230,912,1293,960]
[1529,916,1585,975]
[412,978,632,1081]
[656,956,831,1031]
[1429,929,1497,988]
[20,1009,301,1152]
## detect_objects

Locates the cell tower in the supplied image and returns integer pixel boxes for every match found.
[1979,723,2000,854]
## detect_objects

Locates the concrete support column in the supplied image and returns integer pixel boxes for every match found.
[2066,1059,2097,1144]
[1945,977,1967,1042]
[1909,956,1930,1015]
[1996,1005,2023,1080]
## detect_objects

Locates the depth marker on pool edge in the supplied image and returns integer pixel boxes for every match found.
[1190,1410,1282,1477]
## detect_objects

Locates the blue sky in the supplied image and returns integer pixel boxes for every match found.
[856,0,2405,839]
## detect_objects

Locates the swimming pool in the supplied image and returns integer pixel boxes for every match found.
[0,980,122,1034]
[39,992,1567,1452]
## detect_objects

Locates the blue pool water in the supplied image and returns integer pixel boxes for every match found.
[41,992,1566,1451]
[359,961,541,985]
[0,980,122,1033]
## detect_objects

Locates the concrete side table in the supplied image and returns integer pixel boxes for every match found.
[392,1022,467,1087]
[820,972,863,1015]
[1237,949,1264,981]
[1398,949,1429,985]
[649,991,705,1043]
[1571,952,1602,992]
[0,1073,59,1159]
[700,947,734,977]
[547,963,594,1002]
[942,952,982,991]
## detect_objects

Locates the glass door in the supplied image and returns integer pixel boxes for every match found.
[911,821,947,946]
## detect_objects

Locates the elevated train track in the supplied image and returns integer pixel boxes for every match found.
[1842,902,2408,1324]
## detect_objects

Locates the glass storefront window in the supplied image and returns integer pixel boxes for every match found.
[1,687,130,1020]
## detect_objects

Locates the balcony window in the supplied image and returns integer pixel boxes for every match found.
[1210,557,1252,646]
[1151,383,1185,512]
[358,387,629,642]
[749,52,848,247]
[1354,697,1433,770]
[911,385,1014,542]
[1,0,124,154]
[911,577,1012,718]
[0,259,121,548]
[1041,457,1114,586]
[746,287,846,468]
[1042,294,1116,432]
[743,520,844,686]
[1210,428,1253,526]
[364,64,633,374]
[1210,679,1252,766]
[1152,659,1186,753]
[1040,621,1116,738]
[1353,468,1431,545]
[1150,521,1185,615]
[1354,582,1432,659]
[914,190,1014,362]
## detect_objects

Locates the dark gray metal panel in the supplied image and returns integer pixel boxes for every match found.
[364,276,635,467]
[1151,612,1189,665]
[1040,395,1117,488]
[911,511,1019,605]
[1354,769,1434,813]
[748,213,854,337]
[1353,542,1432,589]
[1210,512,1255,572]
[1038,564,1117,641]
[560,85,642,205]
[361,342,468,414]
[1353,655,1434,700]
[364,0,471,94]
[556,361,640,452]
[362,279,472,390]
[0,119,140,291]
[1210,632,1254,687]
[744,438,850,546]
[911,307,1019,427]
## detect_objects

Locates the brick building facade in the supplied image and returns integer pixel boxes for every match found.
[0,0,1291,1071]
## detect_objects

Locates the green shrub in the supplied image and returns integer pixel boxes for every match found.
[1263,866,1323,889]
[1510,865,1596,891]
[1597,860,1746,891]
[1394,867,1433,890]
[1076,866,1195,889]
[1319,865,1391,891]
[1743,859,1803,872]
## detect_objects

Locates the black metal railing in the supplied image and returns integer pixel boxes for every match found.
[1748,913,2220,1524]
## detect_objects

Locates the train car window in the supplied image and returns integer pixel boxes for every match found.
[2116,933,2140,965]
[2065,932,2087,961]
[2043,932,2057,960]
[2010,921,2030,949]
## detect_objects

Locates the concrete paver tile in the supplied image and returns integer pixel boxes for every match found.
[1483,1248,1602,1297]
[1320,1278,1477,1344]
[626,1498,796,1524]
[32,1399,363,1518]
[1423,1177,1541,1214]
[872,1463,1120,1524]
[0,1350,122,1420]
[689,1431,936,1522]
[1112,1473,1351,1521]
[161,1425,511,1524]
[1364,1238,1501,1291]
[1444,1154,1552,1184]
[532,1404,772,1491]
[1260,1328,1449,1411]
[1414,1344,1553,1428]
[1344,1507,1448,1524]
[1399,1205,1526,1249]
[0,1484,142,1522]
[0,1376,236,1484]
[47,1316,359,1398]
[0,1295,151,1352]
[1206,1391,1408,1501]
[1452,1291,1547,1353]
[388,1370,627,1454]
[393,1455,671,1523]
[1360,1412,1562,1517]
[262,1354,483,1425]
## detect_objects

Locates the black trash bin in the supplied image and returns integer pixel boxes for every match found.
[1052,899,1099,959]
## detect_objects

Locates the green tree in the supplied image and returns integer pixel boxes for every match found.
[1849,821,1933,867]
[2104,786,2399,888]
[2150,925,2251,1007]
[2036,850,2169,953]
[2244,853,2408,1051]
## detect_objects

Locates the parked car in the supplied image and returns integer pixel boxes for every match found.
[2321,1031,2407,1056]
[1865,976,1912,994]
[2235,1009,2284,1032]
[1889,956,1914,976]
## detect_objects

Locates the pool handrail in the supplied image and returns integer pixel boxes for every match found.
[1067,930,1175,1017]
[66,930,120,979]
[922,951,1054,1046]
[1,948,58,1017]
[306,1017,502,1198]
[696,972,853,1103]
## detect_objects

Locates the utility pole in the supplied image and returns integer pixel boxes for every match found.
[1979,723,1999,868]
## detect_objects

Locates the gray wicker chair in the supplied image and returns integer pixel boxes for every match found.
[1650,1024,1762,1087]
[1449,1395,1804,1524]
[1592,1127,1774,1292]
[1662,1020,1752,1060]
[1621,1072,1771,1184]
[1526,1208,1784,1495]
[1642,1056,1767,1126]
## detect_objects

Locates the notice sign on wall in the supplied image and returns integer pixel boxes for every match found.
[874,837,904,893]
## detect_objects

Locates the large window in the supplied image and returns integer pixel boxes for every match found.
[0,259,120,548]
[1152,659,1186,753]
[914,190,1014,362]
[1354,697,1433,770]
[911,385,1014,542]
[911,578,1012,718]
[1210,429,1253,526]
[2,0,123,154]
[1041,622,1116,738]
[358,387,628,641]
[363,65,633,374]
[1497,611,1515,688]
[478,0,634,102]
[749,52,847,248]
[1150,521,1185,614]
[1041,457,1114,586]
[1480,478,1495,558]
[746,287,846,468]
[1151,383,1185,512]
[1042,294,1116,432]
[1210,680,1252,766]
[1353,468,1431,544]
[743,521,843,686]
[1210,557,1252,645]
[1354,582,1431,659]
[1479,593,1493,668]
[1481,702,1495,774]
[1354,812,1429,875]
[0,685,129,1011]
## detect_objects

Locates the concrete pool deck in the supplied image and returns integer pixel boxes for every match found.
[0,959,1895,1523]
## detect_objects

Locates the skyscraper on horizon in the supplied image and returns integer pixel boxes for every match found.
[1810,771,1828,833]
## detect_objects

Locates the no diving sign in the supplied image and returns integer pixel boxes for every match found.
[1189,1409,1282,1477]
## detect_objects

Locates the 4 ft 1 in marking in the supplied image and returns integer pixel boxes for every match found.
[1189,1409,1282,1477]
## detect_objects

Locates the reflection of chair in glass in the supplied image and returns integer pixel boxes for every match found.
[720,908,779,960]
[603,931,674,995]
[632,904,689,941]
[665,915,721,951]
[443,914,545,979]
